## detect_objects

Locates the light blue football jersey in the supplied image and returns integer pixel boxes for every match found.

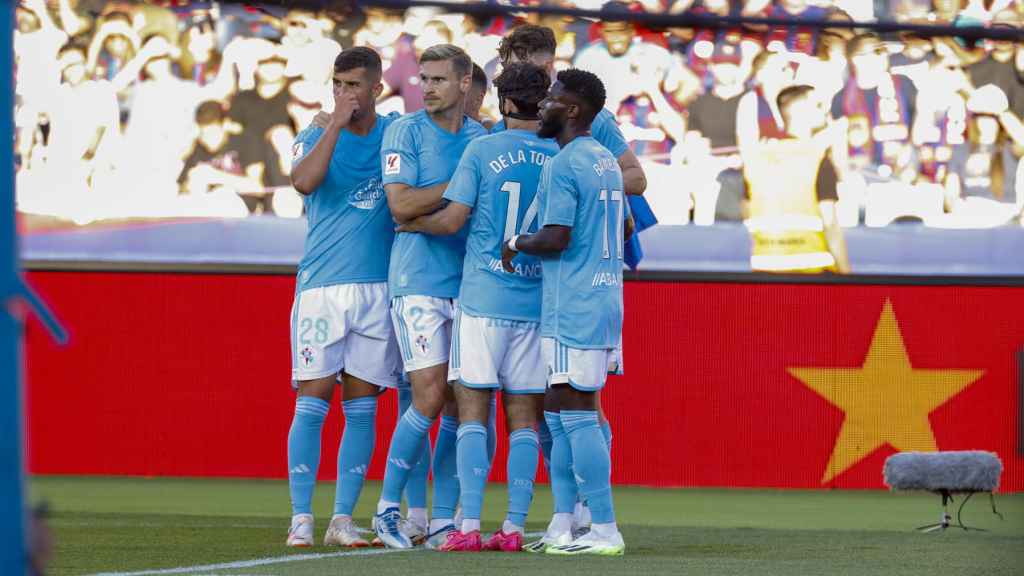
[382,110,488,298]
[292,112,400,291]
[444,129,560,322]
[492,108,629,159]
[538,136,630,349]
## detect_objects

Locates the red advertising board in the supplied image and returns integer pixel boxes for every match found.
[22,271,1024,491]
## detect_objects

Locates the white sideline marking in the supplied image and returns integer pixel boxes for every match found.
[91,531,547,576]
[90,548,411,576]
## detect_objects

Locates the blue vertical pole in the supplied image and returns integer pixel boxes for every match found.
[0,0,28,572]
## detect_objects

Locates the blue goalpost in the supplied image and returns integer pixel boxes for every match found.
[1,0,28,569]
[2,3,66,571]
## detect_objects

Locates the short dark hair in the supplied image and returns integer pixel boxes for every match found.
[195,100,226,125]
[776,84,815,120]
[494,61,550,117]
[420,44,473,79]
[334,46,383,80]
[471,63,488,92]
[498,24,557,64]
[556,68,606,124]
[846,33,883,59]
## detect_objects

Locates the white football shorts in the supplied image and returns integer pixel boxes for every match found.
[449,309,546,394]
[608,339,624,376]
[391,295,456,373]
[290,282,401,388]
[542,337,616,392]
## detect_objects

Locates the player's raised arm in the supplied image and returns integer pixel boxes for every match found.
[292,50,383,195]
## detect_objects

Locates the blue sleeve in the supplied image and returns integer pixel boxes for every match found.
[541,160,578,228]
[443,141,481,209]
[591,110,630,159]
[291,125,324,170]
[381,120,419,187]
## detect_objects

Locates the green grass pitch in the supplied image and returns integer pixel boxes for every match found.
[30,476,1024,575]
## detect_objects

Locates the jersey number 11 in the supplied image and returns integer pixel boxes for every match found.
[600,189,624,260]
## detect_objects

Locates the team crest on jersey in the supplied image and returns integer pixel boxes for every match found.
[300,346,315,367]
[415,334,430,355]
[384,153,401,175]
[349,178,385,210]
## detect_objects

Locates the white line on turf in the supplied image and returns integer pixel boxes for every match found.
[90,531,548,576]
[89,548,412,576]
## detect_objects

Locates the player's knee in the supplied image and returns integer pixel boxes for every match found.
[411,384,447,418]
[504,395,540,430]
[296,375,336,402]
[453,384,490,422]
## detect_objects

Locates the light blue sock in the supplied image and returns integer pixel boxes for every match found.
[506,427,539,527]
[486,394,498,466]
[455,422,488,521]
[380,406,434,505]
[287,396,329,516]
[399,388,429,510]
[600,419,613,453]
[562,410,614,524]
[543,411,577,515]
[538,419,553,474]
[431,416,460,520]
[334,396,377,516]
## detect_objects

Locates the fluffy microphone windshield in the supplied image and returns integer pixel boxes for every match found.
[884,451,1002,493]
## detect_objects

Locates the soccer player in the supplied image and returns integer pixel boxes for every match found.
[394,61,558,552]
[501,69,630,556]
[373,44,488,549]
[494,23,646,533]
[285,47,401,548]
[466,63,491,129]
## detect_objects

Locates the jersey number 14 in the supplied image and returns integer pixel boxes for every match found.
[501,181,538,241]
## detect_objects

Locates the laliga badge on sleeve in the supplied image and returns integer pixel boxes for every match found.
[384,153,401,175]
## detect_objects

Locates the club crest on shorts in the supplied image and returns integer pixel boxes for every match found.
[300,345,315,367]
[415,334,430,355]
[384,153,401,175]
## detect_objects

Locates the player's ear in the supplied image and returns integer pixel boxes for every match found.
[372,81,383,100]
[566,102,579,121]
[460,72,471,94]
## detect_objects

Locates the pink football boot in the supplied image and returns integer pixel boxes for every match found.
[438,530,482,552]
[483,530,523,552]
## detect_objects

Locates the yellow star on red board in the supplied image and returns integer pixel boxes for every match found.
[787,299,985,484]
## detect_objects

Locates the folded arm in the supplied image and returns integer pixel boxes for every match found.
[396,201,471,235]
[386,182,449,224]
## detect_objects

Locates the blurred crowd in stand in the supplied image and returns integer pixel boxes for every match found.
[12,0,1024,228]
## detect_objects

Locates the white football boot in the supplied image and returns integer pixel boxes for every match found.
[286,514,314,547]
[323,515,370,547]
